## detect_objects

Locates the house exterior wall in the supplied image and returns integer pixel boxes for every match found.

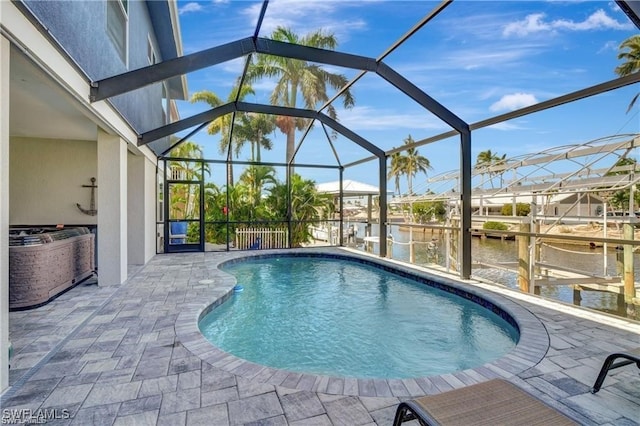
[22,0,168,135]
[2,0,183,392]
[1,35,10,392]
[9,137,98,225]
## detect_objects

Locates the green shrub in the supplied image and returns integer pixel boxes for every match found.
[501,203,530,216]
[483,221,509,231]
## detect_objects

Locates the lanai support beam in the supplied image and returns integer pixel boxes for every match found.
[376,62,471,278]
[90,37,256,102]
[91,38,377,102]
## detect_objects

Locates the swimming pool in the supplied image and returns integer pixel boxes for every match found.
[199,253,520,379]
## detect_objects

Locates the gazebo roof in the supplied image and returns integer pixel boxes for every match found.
[316,179,384,196]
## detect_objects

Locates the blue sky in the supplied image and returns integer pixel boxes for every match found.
[173,0,639,193]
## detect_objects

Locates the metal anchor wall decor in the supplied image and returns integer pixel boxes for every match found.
[77,177,98,216]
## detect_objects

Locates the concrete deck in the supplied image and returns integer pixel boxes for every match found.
[2,249,639,425]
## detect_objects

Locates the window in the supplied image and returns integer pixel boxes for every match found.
[107,0,128,65]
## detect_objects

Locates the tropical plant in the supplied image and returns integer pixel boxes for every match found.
[402,135,432,195]
[266,174,331,246]
[190,81,255,184]
[388,151,405,196]
[246,26,355,166]
[605,157,640,210]
[239,165,277,210]
[233,113,276,162]
[475,149,507,188]
[615,34,640,112]
[167,141,209,220]
[411,201,446,223]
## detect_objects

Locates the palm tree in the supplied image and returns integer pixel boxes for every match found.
[388,151,405,196]
[615,34,640,112]
[191,82,255,184]
[246,27,355,166]
[167,141,209,220]
[233,113,276,162]
[239,165,277,210]
[401,135,432,195]
[475,149,506,188]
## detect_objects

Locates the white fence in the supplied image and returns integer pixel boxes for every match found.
[235,227,288,250]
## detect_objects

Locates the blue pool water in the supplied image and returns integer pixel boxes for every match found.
[199,256,519,379]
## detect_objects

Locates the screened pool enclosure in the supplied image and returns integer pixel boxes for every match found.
[88,0,640,281]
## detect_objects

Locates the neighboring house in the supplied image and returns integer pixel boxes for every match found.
[0,0,186,392]
[471,193,605,217]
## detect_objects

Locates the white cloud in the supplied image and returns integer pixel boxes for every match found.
[503,13,551,37]
[336,106,447,132]
[503,9,632,37]
[489,93,538,112]
[179,2,204,15]
[241,0,367,41]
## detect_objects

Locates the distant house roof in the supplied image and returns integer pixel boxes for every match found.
[316,180,386,196]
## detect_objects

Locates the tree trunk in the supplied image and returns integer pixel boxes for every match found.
[287,128,295,173]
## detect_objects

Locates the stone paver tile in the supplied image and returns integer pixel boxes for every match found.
[63,337,98,350]
[30,360,85,380]
[323,396,374,426]
[2,378,61,406]
[58,373,101,387]
[201,367,236,392]
[9,351,51,369]
[83,382,142,407]
[141,345,173,360]
[186,404,229,426]
[178,370,201,390]
[71,402,120,426]
[157,411,186,426]
[96,328,128,343]
[236,375,276,398]
[118,394,162,416]
[359,396,400,412]
[133,356,171,380]
[289,414,333,426]
[81,358,120,374]
[170,355,201,375]
[369,403,401,426]
[41,383,93,407]
[201,387,239,406]
[244,415,288,426]
[138,375,178,397]
[159,387,201,415]
[280,391,325,422]
[566,389,640,424]
[112,410,158,426]
[227,392,284,425]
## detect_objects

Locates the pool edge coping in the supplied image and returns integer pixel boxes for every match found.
[175,248,550,397]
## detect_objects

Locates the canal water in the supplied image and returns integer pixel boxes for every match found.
[357,224,638,320]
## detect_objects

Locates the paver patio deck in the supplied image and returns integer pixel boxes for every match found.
[2,248,639,425]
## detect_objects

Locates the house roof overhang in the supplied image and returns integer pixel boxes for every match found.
[146,0,188,101]
[617,1,640,29]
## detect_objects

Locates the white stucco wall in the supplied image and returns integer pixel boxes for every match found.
[9,137,97,226]
[127,154,160,265]
[1,34,11,392]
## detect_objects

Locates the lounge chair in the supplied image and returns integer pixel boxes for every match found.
[393,378,578,426]
[591,347,640,394]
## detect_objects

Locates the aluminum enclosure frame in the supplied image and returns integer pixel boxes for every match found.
[88,0,640,278]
